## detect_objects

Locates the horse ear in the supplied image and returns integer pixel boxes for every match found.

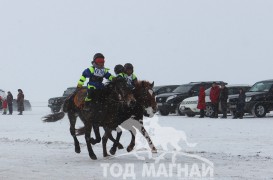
[151,81,154,88]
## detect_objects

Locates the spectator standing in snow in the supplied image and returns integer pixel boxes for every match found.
[0,96,8,115]
[233,88,246,119]
[197,85,206,118]
[7,91,13,115]
[209,82,220,118]
[219,83,228,118]
[17,89,24,115]
[2,97,8,115]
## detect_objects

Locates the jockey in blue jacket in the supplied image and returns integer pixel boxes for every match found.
[77,53,114,110]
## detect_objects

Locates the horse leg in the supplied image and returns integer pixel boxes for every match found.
[139,125,157,153]
[109,131,123,155]
[84,123,97,160]
[127,129,136,152]
[68,112,81,153]
[102,128,111,157]
[109,131,124,149]
[90,124,101,145]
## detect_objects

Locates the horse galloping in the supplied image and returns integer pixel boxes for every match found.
[42,78,135,160]
[76,80,158,157]
[108,80,158,156]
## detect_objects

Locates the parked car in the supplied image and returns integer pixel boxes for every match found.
[228,79,273,118]
[48,87,78,113]
[179,84,251,117]
[153,85,179,95]
[156,81,227,116]
[0,89,32,111]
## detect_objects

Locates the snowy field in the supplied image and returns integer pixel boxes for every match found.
[1,102,273,180]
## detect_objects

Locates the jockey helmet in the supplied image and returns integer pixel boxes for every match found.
[93,53,105,65]
[124,63,134,71]
[114,64,125,74]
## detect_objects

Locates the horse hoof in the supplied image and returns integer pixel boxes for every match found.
[103,153,110,158]
[90,155,97,160]
[152,147,157,153]
[117,143,124,149]
[127,146,134,152]
[110,147,117,155]
[75,148,81,154]
[90,138,96,145]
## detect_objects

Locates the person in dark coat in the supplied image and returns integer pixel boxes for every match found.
[233,88,246,119]
[7,91,13,115]
[219,83,228,118]
[209,82,220,118]
[17,89,24,115]
[197,85,206,118]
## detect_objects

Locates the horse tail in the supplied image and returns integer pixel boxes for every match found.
[42,112,65,122]
[76,126,85,136]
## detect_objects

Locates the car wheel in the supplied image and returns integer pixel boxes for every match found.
[205,104,214,117]
[159,110,169,116]
[251,103,266,118]
[186,113,195,117]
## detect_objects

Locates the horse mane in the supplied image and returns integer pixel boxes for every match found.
[134,80,152,90]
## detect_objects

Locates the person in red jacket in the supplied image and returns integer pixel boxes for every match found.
[197,85,206,118]
[209,82,220,118]
[1,97,8,115]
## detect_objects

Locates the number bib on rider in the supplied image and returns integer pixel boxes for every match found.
[126,75,133,85]
[94,68,105,77]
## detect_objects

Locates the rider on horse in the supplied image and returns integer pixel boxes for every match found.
[124,63,138,89]
[114,64,126,79]
[77,53,114,110]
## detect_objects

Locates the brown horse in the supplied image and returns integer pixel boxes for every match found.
[77,80,158,157]
[42,78,135,160]
[108,80,158,156]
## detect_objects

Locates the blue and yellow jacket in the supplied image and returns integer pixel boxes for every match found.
[78,66,114,89]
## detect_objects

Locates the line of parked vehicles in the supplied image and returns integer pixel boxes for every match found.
[155,79,273,118]
[46,79,273,118]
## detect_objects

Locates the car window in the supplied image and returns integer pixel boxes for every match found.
[191,85,200,96]
[157,87,167,94]
[249,82,273,92]
[173,85,193,93]
[63,88,76,96]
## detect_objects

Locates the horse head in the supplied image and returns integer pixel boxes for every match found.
[106,78,136,106]
[135,80,157,117]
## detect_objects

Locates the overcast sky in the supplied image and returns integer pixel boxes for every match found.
[1,0,273,102]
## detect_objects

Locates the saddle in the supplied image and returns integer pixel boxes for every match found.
[73,88,87,109]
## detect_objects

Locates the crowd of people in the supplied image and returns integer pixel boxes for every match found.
[0,89,25,115]
[197,82,246,119]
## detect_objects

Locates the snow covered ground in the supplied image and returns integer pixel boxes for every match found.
[1,102,273,180]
